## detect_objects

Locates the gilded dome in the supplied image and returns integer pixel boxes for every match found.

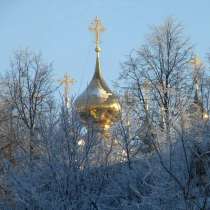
[75,51,121,133]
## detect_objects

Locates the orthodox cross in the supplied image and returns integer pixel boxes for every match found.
[58,73,76,107]
[89,16,105,49]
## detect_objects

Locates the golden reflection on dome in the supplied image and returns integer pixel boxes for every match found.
[75,17,121,134]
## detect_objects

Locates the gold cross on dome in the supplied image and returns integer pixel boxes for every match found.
[89,16,105,48]
[59,73,75,89]
[58,73,76,107]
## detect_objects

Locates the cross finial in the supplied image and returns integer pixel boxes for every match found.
[89,16,105,52]
[58,73,76,107]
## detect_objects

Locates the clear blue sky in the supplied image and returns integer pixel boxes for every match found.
[0,0,210,94]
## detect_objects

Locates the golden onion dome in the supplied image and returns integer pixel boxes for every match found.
[75,17,121,134]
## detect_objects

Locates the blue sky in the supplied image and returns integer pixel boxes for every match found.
[0,0,210,94]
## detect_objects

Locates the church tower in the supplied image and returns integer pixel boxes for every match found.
[184,56,209,128]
